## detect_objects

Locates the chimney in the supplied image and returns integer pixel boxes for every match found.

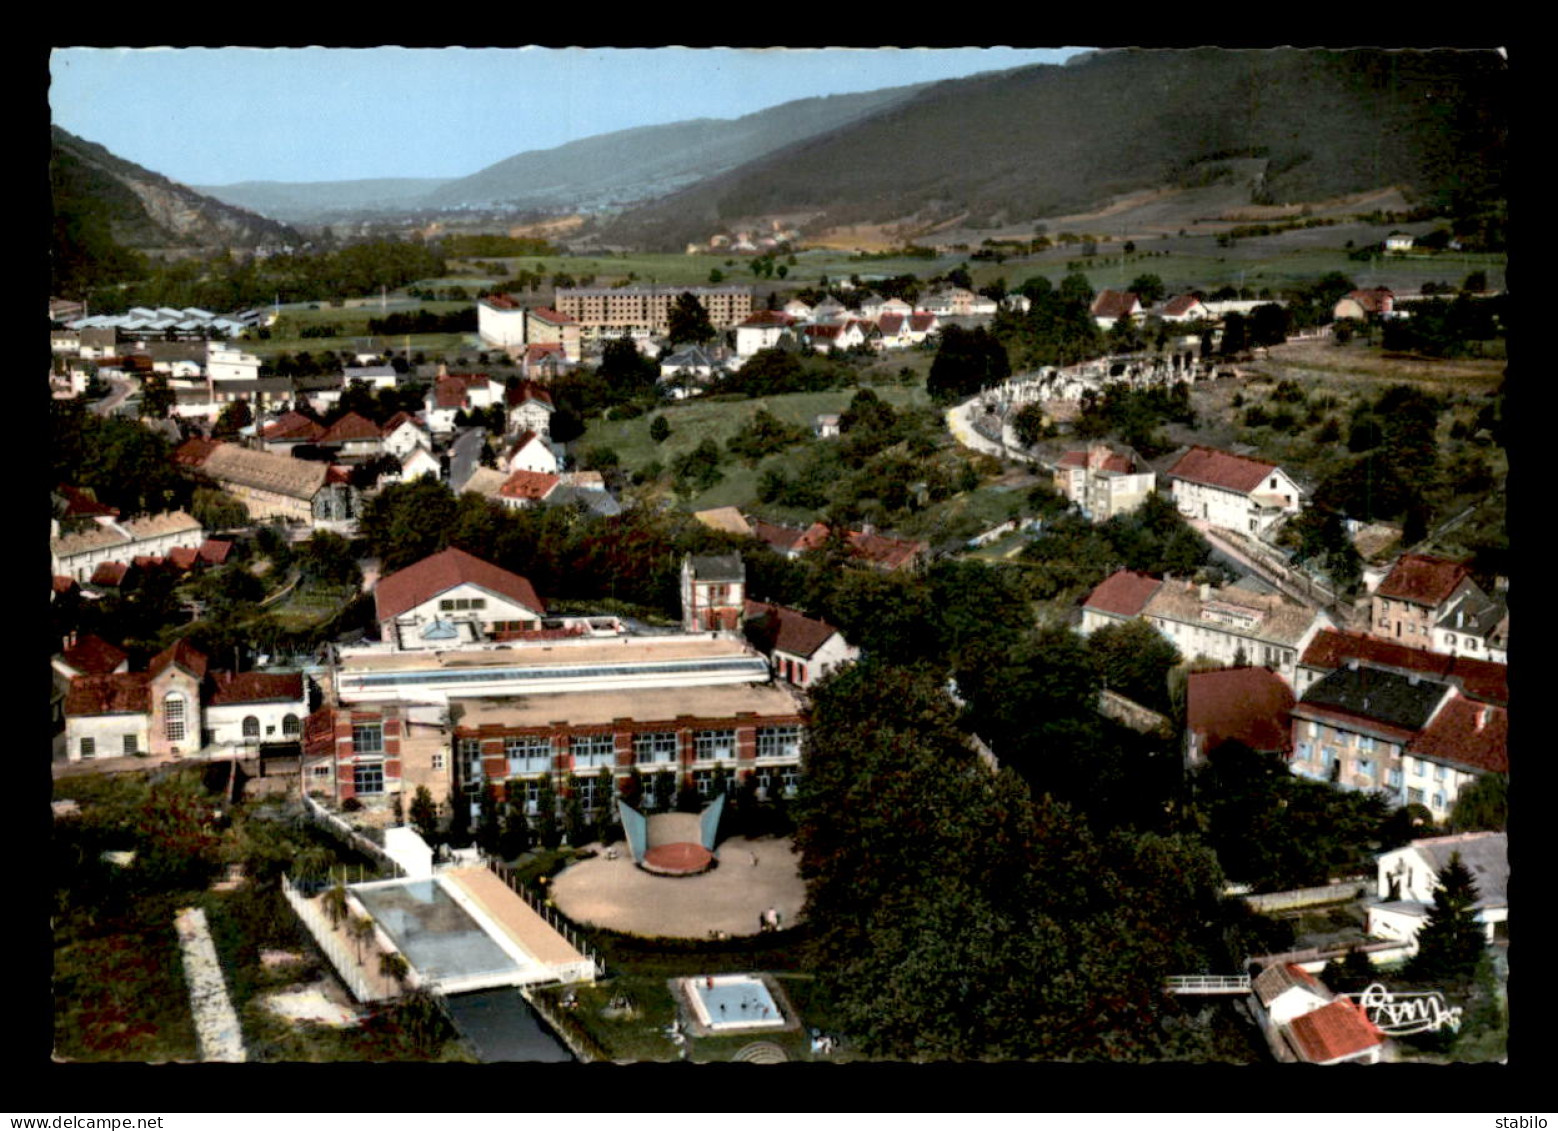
[1347,658,1360,672]
[1475,705,1488,731]
[1199,583,1211,603]
[1407,673,1420,686]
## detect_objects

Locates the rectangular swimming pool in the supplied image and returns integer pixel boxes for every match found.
[353,878,520,984]
[684,974,786,1032]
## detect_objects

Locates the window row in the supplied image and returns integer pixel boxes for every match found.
[438,597,488,612]
[458,726,804,780]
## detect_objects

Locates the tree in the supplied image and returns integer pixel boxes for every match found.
[476,782,502,854]
[138,372,175,420]
[409,785,439,845]
[597,338,659,394]
[499,779,533,859]
[297,530,361,588]
[1407,853,1487,988]
[1449,773,1506,832]
[926,325,1010,404]
[533,775,561,849]
[1087,619,1183,714]
[445,785,471,848]
[649,415,670,443]
[190,487,249,533]
[667,291,716,345]
[1128,274,1166,306]
[214,398,253,438]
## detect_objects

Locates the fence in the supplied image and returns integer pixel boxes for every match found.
[301,794,405,880]
[280,872,403,1004]
[1241,877,1370,914]
[486,856,603,980]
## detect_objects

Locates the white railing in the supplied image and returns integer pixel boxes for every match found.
[280,873,399,1004]
[486,856,602,980]
[1164,974,1252,995]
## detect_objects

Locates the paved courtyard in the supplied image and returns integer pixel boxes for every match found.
[548,835,806,939]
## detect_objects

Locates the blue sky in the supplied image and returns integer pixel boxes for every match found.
[49,46,1087,186]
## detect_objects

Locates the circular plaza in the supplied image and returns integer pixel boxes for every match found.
[548,833,806,939]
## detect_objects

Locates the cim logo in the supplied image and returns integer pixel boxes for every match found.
[1345,982,1463,1035]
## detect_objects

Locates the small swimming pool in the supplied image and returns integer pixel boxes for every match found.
[683,974,786,1032]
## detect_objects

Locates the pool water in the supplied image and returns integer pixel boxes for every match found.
[685,975,785,1031]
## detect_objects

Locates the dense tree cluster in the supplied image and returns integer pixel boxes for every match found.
[990,273,1103,370]
[926,325,1011,404]
[793,661,1239,1061]
[1020,492,1214,603]
[1073,382,1196,458]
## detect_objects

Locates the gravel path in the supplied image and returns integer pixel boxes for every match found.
[175,906,247,1063]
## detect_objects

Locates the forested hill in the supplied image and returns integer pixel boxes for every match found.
[602,47,1509,250]
[51,127,301,249]
[418,81,934,212]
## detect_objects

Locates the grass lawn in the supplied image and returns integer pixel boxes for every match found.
[580,385,931,482]
[266,580,361,633]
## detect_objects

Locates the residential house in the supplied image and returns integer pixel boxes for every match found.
[206,343,262,383]
[1288,663,1506,818]
[1051,442,1156,522]
[496,469,561,509]
[659,345,723,395]
[790,524,928,572]
[800,321,868,353]
[525,307,582,362]
[1333,288,1395,321]
[259,411,327,454]
[384,446,442,484]
[1296,628,1508,705]
[814,414,841,439]
[920,288,988,317]
[458,466,510,507]
[51,510,205,584]
[1165,446,1303,536]
[1249,963,1386,1066]
[499,430,559,476]
[519,343,574,380]
[1369,832,1507,949]
[1158,294,1210,323]
[174,439,356,527]
[477,294,529,349]
[811,297,849,323]
[374,547,547,651]
[381,412,432,461]
[505,381,555,438]
[681,554,745,632]
[735,310,796,357]
[1371,554,1507,662]
[1185,666,1295,767]
[62,639,305,761]
[1090,290,1142,330]
[1141,576,1332,685]
[315,412,384,459]
[743,600,858,689]
[1079,570,1163,636]
[341,365,397,391]
[1384,233,1415,253]
[783,299,814,321]
[425,373,501,435]
[749,519,806,560]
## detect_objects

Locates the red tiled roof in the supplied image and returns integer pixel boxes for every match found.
[326,465,353,485]
[167,546,200,571]
[750,519,804,554]
[909,313,938,332]
[483,293,521,310]
[1091,290,1140,319]
[523,343,568,365]
[1167,446,1279,494]
[792,524,926,570]
[505,380,555,409]
[1408,693,1508,774]
[1376,554,1472,607]
[198,539,233,565]
[375,547,545,623]
[53,575,79,595]
[877,313,905,335]
[149,638,209,682]
[1287,999,1384,1064]
[1300,629,1507,705]
[61,634,128,676]
[132,555,164,570]
[381,411,420,437]
[318,412,382,444]
[741,310,794,327]
[303,706,337,759]
[1162,294,1204,317]
[91,562,130,586]
[262,412,325,443]
[56,484,119,519]
[498,469,560,502]
[530,307,575,325]
[1084,569,1164,617]
[1253,962,1326,1007]
[1187,667,1295,755]
[171,437,222,467]
[803,324,845,340]
[64,672,150,717]
[206,670,304,706]
[744,600,842,659]
[1343,288,1394,314]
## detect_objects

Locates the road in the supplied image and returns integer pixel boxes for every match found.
[945,394,1035,463]
[91,374,136,416]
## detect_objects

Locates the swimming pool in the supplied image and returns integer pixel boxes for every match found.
[683,974,786,1032]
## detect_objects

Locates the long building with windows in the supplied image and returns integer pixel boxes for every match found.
[309,551,806,817]
[552,284,754,341]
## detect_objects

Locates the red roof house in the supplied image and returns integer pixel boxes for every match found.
[1082,569,1164,621]
[374,547,545,626]
[60,634,129,676]
[1285,999,1386,1065]
[1091,289,1141,323]
[198,539,234,566]
[1166,446,1279,494]
[1186,667,1295,764]
[91,561,132,588]
[64,672,151,718]
[1375,554,1473,608]
[317,411,383,446]
[261,411,326,444]
[1407,693,1509,775]
[1299,628,1507,705]
[206,670,305,706]
[497,469,561,505]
